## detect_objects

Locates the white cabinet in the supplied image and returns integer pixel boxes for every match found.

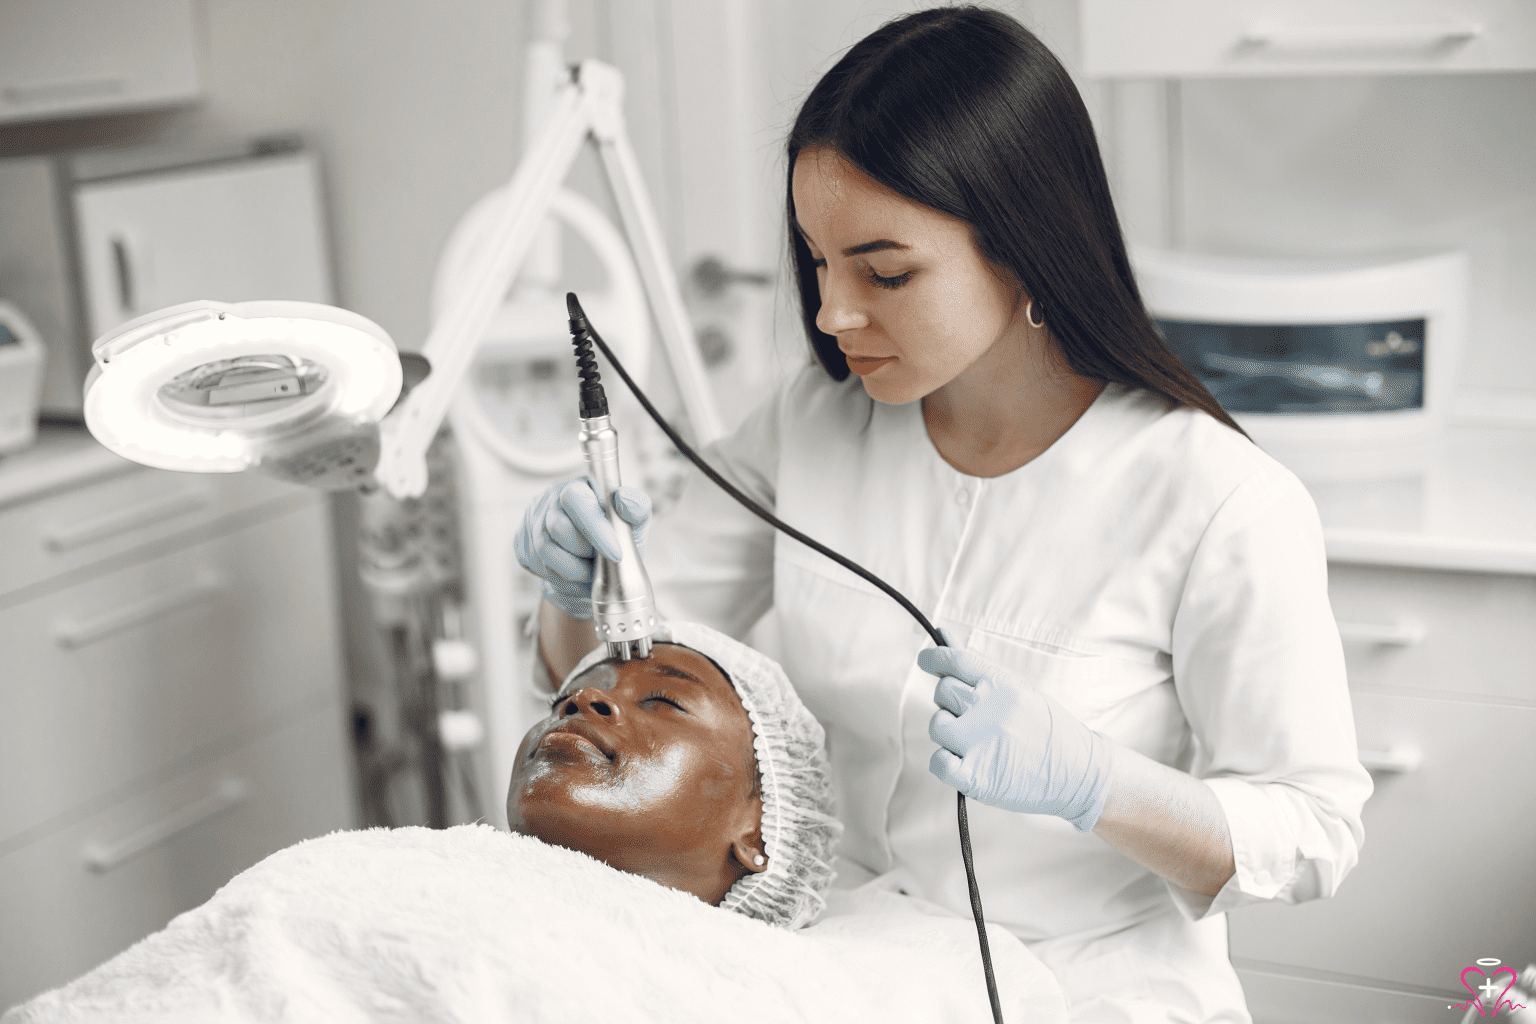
[1082,0,1536,77]
[0,0,200,124]
[0,708,348,1004]
[73,153,334,341]
[0,456,353,1010]
[1229,563,1536,1023]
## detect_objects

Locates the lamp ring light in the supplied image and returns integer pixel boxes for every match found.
[83,300,403,489]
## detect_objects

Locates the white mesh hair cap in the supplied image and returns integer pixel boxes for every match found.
[561,621,842,928]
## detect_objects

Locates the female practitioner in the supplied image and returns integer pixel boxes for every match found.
[518,8,1371,1020]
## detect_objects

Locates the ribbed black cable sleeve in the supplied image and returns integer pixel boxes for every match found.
[567,292,608,418]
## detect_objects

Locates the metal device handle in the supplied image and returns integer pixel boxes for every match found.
[81,778,250,872]
[579,414,656,658]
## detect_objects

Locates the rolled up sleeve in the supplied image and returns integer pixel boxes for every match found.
[1168,467,1374,920]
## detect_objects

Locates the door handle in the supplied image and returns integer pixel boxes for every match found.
[1336,617,1426,647]
[690,255,772,298]
[81,778,250,873]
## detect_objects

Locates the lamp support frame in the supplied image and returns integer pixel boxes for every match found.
[377,58,724,499]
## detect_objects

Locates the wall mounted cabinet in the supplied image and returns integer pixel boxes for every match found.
[0,0,199,124]
[1082,0,1536,78]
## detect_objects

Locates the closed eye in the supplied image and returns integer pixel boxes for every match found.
[868,268,913,290]
[643,690,686,711]
[808,254,909,289]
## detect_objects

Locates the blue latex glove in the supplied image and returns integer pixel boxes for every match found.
[513,476,651,620]
[921,646,1115,833]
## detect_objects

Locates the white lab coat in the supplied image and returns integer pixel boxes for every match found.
[646,367,1372,1023]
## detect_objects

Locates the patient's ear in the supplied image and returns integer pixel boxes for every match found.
[732,829,768,875]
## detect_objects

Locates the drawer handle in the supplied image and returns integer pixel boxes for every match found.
[42,489,211,551]
[54,573,223,649]
[1242,22,1482,49]
[81,778,250,873]
[2,75,126,106]
[1336,617,1426,647]
[1358,745,1422,775]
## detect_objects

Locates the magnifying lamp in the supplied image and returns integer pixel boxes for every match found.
[84,299,412,489]
[82,59,722,500]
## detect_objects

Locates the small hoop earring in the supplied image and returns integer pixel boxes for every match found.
[753,854,765,867]
[1026,300,1046,330]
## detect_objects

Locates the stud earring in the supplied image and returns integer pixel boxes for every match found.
[753,854,765,866]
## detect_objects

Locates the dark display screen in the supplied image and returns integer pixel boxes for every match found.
[1155,317,1425,414]
[0,323,16,347]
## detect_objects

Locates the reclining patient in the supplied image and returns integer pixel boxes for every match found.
[4,623,1065,1023]
[508,620,839,927]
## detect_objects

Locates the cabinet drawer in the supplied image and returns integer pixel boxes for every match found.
[0,499,342,846]
[1328,564,1536,703]
[0,702,352,1011]
[1228,692,1536,993]
[1082,0,1536,77]
[0,467,310,603]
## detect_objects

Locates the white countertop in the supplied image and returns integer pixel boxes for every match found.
[0,425,143,511]
[4,424,1535,574]
[1273,425,1536,575]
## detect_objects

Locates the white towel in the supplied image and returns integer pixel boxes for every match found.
[4,824,1067,1023]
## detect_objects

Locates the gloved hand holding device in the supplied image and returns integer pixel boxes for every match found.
[514,476,651,620]
[922,646,1116,833]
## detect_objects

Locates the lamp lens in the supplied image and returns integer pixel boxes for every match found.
[158,354,329,422]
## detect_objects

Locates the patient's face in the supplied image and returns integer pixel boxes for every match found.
[507,643,765,906]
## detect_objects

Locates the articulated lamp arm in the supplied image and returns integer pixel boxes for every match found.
[376,59,723,499]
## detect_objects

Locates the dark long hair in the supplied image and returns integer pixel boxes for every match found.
[786,6,1244,435]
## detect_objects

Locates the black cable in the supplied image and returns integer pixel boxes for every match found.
[568,293,1004,1024]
